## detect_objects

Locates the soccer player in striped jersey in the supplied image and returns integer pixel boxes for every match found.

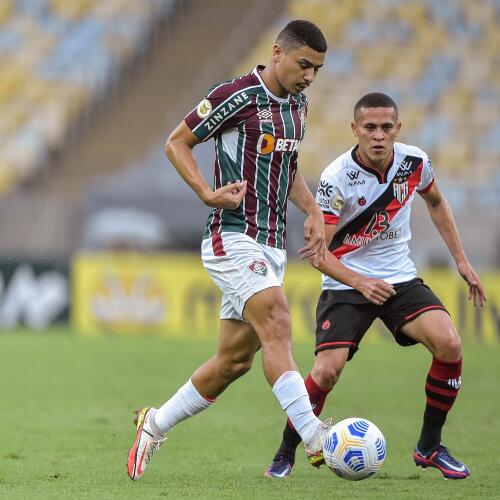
[127,20,331,480]
[265,93,487,480]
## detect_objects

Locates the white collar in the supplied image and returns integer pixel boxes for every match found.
[253,66,290,103]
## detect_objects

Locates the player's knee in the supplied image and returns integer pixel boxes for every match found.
[445,330,462,360]
[435,328,462,361]
[258,305,291,345]
[217,357,254,382]
[312,363,343,389]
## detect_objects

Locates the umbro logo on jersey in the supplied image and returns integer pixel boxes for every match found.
[257,109,273,123]
[248,260,268,276]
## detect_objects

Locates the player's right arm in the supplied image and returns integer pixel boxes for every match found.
[165,121,246,209]
[312,224,395,305]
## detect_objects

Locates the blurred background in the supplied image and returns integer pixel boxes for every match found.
[0,0,498,341]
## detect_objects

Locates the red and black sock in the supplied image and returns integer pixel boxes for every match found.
[417,356,462,452]
[279,374,332,455]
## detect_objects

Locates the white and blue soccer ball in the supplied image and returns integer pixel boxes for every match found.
[323,417,386,480]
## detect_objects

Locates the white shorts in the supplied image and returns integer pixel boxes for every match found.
[201,232,287,320]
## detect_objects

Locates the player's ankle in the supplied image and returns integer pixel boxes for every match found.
[148,409,164,438]
[300,419,322,449]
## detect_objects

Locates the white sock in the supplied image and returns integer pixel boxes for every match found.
[272,371,321,448]
[152,378,214,434]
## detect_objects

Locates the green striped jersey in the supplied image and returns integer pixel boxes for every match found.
[184,65,308,250]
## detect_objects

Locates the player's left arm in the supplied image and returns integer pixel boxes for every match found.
[289,169,326,266]
[420,181,487,306]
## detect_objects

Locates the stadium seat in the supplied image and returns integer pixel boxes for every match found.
[0,0,174,198]
[234,0,499,181]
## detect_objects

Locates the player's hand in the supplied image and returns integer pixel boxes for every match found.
[299,211,326,267]
[203,180,247,209]
[355,277,396,306]
[457,261,487,307]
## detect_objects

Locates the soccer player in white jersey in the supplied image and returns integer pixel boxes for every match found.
[265,93,487,480]
[127,21,333,480]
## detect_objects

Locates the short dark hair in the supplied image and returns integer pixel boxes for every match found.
[354,93,398,120]
[276,20,327,53]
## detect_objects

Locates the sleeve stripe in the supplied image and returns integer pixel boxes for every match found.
[417,178,434,194]
[323,213,340,224]
[191,85,260,134]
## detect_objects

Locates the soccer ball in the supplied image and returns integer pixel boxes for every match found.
[323,418,386,480]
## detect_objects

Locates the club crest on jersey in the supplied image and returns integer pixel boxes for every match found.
[256,133,300,154]
[196,98,212,118]
[393,181,409,204]
[248,260,268,276]
[358,196,366,206]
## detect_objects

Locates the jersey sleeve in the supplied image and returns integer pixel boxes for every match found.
[416,152,435,193]
[184,82,252,142]
[315,168,346,225]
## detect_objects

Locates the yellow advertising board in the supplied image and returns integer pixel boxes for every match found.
[72,253,499,344]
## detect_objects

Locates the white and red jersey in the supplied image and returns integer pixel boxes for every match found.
[316,142,435,290]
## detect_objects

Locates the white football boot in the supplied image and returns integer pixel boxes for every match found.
[127,407,166,480]
[304,418,333,467]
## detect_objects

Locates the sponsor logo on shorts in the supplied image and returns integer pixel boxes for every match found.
[321,319,331,330]
[248,260,268,276]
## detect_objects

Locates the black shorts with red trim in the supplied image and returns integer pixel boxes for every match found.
[315,278,448,361]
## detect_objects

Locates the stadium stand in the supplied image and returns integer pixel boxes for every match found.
[0,0,174,195]
[236,0,499,184]
[0,0,497,267]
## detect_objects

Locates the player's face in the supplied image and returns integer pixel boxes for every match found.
[273,44,325,96]
[351,107,401,167]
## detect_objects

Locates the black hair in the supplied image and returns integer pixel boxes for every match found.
[354,93,398,120]
[276,20,327,53]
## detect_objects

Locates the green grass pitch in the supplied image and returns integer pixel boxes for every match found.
[0,331,499,499]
